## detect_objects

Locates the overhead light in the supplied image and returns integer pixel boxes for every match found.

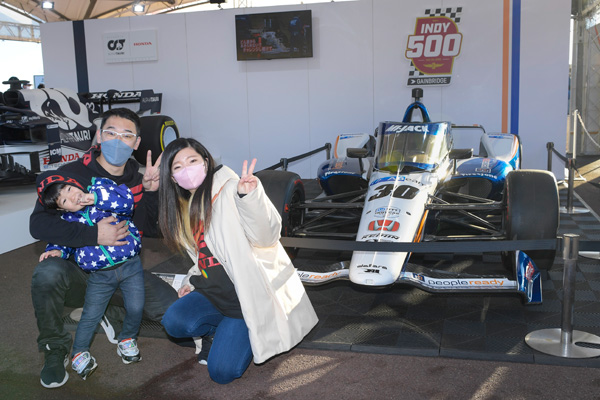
[133,3,145,12]
[41,1,54,9]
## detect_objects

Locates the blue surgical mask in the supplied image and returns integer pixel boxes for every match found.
[101,139,134,166]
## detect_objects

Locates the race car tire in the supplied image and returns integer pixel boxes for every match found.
[255,169,305,258]
[504,170,559,271]
[133,115,180,166]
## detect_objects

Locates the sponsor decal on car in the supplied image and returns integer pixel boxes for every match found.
[474,158,492,173]
[385,124,430,134]
[368,219,400,231]
[361,233,400,241]
[356,264,390,274]
[374,207,401,218]
[41,148,83,169]
[296,270,349,283]
[525,260,536,281]
[410,274,515,289]
[370,176,406,186]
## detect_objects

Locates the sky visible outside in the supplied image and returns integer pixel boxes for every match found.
[0,0,350,91]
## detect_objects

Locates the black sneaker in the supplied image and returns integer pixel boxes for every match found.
[197,335,213,366]
[40,344,69,388]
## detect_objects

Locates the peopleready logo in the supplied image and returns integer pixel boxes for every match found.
[385,124,429,134]
[413,274,514,289]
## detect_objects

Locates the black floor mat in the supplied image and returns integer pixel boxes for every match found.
[65,188,600,367]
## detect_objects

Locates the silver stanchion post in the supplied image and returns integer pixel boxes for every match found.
[525,234,600,358]
[560,158,589,215]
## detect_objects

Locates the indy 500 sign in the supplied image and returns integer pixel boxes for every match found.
[405,8,463,87]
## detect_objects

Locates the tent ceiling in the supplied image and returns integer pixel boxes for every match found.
[0,0,216,23]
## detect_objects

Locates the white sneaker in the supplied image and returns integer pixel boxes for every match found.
[117,338,142,364]
[71,351,98,380]
[100,315,118,344]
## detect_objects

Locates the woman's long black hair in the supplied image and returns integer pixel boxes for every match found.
[158,138,216,252]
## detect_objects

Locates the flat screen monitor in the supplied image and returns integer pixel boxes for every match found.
[235,10,313,61]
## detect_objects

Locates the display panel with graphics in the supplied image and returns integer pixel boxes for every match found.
[235,10,313,61]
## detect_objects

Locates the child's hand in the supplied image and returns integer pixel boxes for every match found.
[39,250,62,262]
[79,193,95,206]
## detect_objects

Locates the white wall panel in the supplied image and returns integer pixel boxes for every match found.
[129,14,191,139]
[307,1,375,175]
[39,0,570,178]
[519,0,570,172]
[439,1,504,130]
[185,9,250,170]
[84,17,134,91]
[39,22,77,89]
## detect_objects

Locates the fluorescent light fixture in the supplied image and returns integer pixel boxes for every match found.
[41,1,54,9]
[133,3,145,12]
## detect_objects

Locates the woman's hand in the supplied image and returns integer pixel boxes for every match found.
[178,284,192,298]
[238,158,258,195]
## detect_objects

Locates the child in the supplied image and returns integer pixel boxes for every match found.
[36,170,144,380]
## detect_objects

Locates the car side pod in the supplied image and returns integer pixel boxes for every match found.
[515,250,542,304]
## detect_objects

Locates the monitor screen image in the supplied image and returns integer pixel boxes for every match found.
[235,10,313,61]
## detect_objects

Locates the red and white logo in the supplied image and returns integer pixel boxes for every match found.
[368,220,400,232]
[406,16,463,75]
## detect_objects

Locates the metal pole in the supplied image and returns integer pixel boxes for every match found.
[560,234,579,346]
[567,158,575,213]
[525,233,600,358]
[546,142,554,172]
[573,110,578,160]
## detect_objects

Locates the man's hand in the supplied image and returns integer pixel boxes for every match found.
[97,216,128,246]
[39,249,62,262]
[142,150,162,192]
[238,158,258,195]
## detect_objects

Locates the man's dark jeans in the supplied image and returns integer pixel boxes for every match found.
[31,257,179,353]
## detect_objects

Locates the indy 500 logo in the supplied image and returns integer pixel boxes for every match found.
[406,7,463,87]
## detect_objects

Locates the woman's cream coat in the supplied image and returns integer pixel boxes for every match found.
[181,166,318,364]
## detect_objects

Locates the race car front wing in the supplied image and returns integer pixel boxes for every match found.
[296,250,542,304]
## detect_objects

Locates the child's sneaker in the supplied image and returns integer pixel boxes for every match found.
[71,351,98,380]
[117,338,141,364]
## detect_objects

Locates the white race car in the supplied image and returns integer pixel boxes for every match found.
[257,89,559,305]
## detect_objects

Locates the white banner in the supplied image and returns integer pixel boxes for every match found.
[103,30,158,63]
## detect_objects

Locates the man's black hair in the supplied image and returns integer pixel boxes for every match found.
[41,182,68,210]
[100,107,141,136]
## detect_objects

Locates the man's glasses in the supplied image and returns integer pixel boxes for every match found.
[101,129,138,142]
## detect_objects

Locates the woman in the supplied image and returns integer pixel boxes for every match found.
[158,138,318,384]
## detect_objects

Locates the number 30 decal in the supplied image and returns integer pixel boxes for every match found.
[368,184,419,201]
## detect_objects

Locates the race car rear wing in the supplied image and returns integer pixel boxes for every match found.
[81,90,162,115]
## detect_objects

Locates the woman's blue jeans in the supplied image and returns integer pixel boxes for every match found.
[72,256,145,356]
[161,291,252,384]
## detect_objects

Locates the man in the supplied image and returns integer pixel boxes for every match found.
[30,107,179,389]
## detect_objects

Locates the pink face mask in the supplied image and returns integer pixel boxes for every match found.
[172,164,206,191]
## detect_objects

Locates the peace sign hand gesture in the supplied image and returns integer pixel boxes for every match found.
[143,150,162,192]
[238,158,258,195]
